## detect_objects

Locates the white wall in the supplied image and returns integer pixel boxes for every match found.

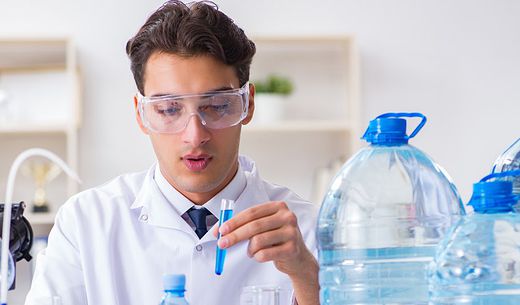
[2,0,519,200]
[1,0,519,300]
[218,0,520,202]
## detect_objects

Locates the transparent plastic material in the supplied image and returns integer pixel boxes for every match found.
[318,143,464,305]
[159,292,189,305]
[429,173,520,305]
[216,199,235,275]
[159,274,189,305]
[430,213,520,305]
[138,82,250,134]
[493,138,520,195]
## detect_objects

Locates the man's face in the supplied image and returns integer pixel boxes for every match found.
[135,52,255,204]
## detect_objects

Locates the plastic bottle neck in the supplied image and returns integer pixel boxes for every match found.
[469,180,517,214]
[164,289,185,298]
[370,141,408,147]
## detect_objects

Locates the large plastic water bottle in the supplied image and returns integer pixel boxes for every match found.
[159,274,189,305]
[429,170,520,305]
[492,138,520,195]
[317,112,464,305]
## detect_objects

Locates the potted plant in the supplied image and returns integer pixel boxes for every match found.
[252,74,294,124]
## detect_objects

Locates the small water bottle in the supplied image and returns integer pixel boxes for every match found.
[492,138,520,195]
[159,274,189,305]
[429,170,520,305]
[317,112,464,305]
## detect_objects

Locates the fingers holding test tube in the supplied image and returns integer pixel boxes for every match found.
[213,201,315,277]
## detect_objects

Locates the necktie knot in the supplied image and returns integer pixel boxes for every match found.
[187,207,212,239]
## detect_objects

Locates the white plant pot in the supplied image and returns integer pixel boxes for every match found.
[252,93,287,125]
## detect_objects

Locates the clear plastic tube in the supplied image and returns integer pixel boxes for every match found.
[215,199,235,275]
[1,148,80,304]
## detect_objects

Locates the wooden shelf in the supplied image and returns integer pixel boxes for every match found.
[0,39,68,72]
[239,35,360,202]
[0,37,81,219]
[244,121,353,132]
[25,212,56,225]
[0,122,73,134]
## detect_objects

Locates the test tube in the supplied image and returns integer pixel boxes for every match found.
[215,199,235,275]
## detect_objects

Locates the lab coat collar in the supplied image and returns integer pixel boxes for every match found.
[201,160,247,218]
[130,164,195,237]
[129,156,267,241]
[153,165,193,216]
[233,155,271,213]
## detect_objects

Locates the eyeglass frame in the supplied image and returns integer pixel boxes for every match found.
[136,82,250,134]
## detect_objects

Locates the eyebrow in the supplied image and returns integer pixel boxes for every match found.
[150,86,236,98]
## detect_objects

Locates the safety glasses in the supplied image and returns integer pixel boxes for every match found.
[137,82,249,134]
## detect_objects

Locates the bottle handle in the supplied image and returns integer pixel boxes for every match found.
[480,170,520,182]
[375,112,427,139]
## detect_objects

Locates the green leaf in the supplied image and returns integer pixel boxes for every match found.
[253,74,293,95]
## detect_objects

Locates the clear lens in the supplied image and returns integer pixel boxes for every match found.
[139,83,249,133]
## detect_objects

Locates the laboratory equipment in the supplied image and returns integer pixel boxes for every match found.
[240,286,290,305]
[429,170,520,305]
[138,82,250,134]
[2,148,80,305]
[216,199,234,275]
[492,137,520,195]
[159,274,189,305]
[317,112,464,305]
[0,201,33,291]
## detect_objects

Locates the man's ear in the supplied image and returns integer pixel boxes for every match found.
[134,95,150,135]
[241,83,255,125]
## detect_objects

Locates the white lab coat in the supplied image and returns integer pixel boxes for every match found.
[25,156,318,305]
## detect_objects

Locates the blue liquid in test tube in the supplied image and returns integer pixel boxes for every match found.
[216,199,235,275]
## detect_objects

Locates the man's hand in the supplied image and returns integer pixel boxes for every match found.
[212,201,319,305]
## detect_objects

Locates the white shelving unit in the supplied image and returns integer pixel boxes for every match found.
[0,38,81,229]
[241,36,360,204]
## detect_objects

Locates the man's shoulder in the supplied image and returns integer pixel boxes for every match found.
[261,180,316,211]
[63,168,149,212]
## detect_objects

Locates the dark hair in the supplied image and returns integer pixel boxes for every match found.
[126,0,256,95]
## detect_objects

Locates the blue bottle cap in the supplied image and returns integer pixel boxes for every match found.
[361,112,427,145]
[468,180,516,213]
[363,118,408,145]
[163,274,186,291]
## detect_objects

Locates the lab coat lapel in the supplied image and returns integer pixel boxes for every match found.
[234,158,271,214]
[203,159,270,242]
[130,165,194,234]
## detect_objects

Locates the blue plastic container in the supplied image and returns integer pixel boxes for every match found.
[429,170,520,305]
[317,113,464,305]
[492,138,520,196]
[159,274,189,305]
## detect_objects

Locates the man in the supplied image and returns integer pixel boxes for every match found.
[25,1,319,305]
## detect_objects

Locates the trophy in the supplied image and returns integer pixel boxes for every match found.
[22,161,62,213]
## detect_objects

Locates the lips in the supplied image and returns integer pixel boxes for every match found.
[182,154,212,171]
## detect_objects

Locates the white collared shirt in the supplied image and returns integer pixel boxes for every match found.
[154,160,247,233]
[25,156,318,305]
